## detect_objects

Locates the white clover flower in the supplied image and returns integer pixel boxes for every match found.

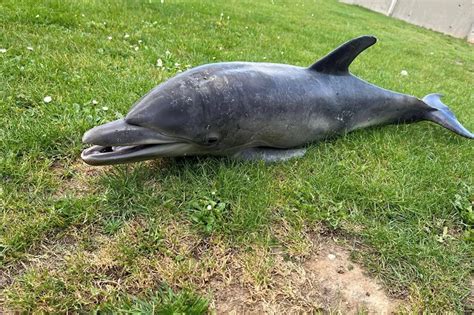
[206,205,212,210]
[156,58,163,67]
[400,70,408,76]
[101,106,109,111]
[107,36,113,40]
[0,48,7,53]
[134,46,139,51]
[27,46,34,51]
[43,96,52,103]
[92,99,98,105]
[124,34,130,38]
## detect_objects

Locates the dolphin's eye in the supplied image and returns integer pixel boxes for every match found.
[205,133,220,145]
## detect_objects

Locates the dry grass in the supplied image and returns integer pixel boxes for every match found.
[4,217,403,313]
[51,160,110,199]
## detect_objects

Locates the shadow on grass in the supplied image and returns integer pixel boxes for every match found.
[98,155,277,243]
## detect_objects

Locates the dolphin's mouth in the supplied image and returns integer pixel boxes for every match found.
[81,143,195,165]
[82,144,161,160]
[81,119,198,165]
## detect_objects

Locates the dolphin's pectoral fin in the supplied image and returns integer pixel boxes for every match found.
[309,35,377,75]
[233,147,307,162]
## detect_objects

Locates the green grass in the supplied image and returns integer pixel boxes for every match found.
[1,0,473,312]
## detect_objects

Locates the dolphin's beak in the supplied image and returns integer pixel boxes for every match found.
[81,119,197,165]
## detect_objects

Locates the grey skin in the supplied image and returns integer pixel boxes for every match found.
[81,35,473,165]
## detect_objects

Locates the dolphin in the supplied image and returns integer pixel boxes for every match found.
[81,35,473,165]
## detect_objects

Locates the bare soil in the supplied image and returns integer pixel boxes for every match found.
[210,239,402,314]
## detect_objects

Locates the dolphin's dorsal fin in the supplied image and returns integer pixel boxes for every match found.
[309,35,377,75]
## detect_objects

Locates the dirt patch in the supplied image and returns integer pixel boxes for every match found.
[305,242,400,313]
[209,239,402,314]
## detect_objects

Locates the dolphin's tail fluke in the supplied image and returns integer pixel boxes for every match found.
[422,93,473,139]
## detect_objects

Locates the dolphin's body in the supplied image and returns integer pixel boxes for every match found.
[81,36,473,165]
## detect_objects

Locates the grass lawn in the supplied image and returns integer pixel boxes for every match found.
[1,0,473,312]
